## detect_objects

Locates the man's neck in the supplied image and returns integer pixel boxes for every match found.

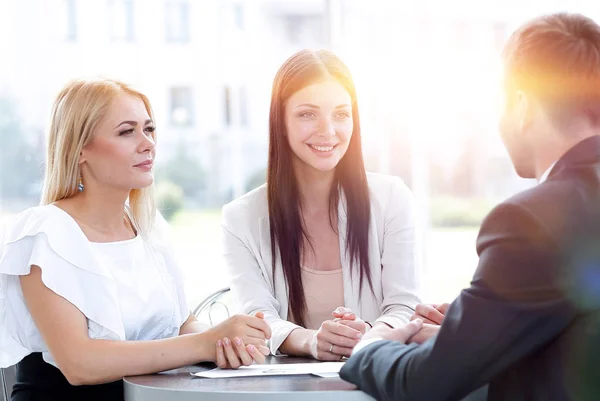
[534,132,599,181]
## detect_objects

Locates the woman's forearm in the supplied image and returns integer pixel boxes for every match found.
[64,331,215,385]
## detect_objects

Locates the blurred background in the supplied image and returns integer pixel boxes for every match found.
[1,0,597,311]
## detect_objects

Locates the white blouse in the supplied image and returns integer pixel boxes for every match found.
[0,205,190,369]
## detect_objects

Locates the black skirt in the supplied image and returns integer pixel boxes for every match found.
[11,353,124,401]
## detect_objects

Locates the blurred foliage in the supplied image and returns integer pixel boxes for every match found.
[156,141,206,199]
[0,97,44,200]
[245,167,266,192]
[156,180,184,221]
[430,196,496,228]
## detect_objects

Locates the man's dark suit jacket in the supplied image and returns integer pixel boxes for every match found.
[340,136,600,401]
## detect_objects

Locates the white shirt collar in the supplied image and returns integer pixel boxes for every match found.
[538,161,558,184]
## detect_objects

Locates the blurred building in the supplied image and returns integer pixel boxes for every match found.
[0,0,330,207]
[1,0,599,209]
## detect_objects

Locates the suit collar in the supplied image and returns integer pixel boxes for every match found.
[547,135,600,181]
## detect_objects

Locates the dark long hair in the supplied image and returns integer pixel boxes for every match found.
[267,49,373,327]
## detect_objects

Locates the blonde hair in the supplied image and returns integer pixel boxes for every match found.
[41,78,156,235]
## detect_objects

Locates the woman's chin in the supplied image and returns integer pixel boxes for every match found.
[130,178,154,190]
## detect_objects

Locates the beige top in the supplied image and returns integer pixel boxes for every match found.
[290,265,345,330]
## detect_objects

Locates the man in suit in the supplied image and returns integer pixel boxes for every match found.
[339,12,600,401]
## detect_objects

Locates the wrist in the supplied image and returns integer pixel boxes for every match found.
[194,331,217,362]
[373,321,393,329]
[352,337,385,355]
[303,329,318,357]
[280,328,316,357]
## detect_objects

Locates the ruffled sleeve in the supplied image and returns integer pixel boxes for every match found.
[0,206,125,368]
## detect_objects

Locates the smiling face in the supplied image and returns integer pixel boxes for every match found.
[284,80,353,175]
[79,93,156,191]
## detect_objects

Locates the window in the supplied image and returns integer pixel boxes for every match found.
[224,86,232,126]
[107,0,135,42]
[165,1,190,43]
[233,3,244,31]
[283,15,323,46]
[63,0,77,41]
[170,87,194,127]
[239,86,247,127]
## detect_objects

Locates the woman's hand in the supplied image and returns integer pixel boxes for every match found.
[407,323,441,344]
[208,311,271,346]
[410,303,449,325]
[215,336,270,369]
[332,306,368,334]
[332,306,357,321]
[310,318,364,360]
[206,311,271,363]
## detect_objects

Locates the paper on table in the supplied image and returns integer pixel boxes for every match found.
[311,372,341,378]
[193,362,345,379]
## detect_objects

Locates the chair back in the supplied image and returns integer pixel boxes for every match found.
[193,287,232,326]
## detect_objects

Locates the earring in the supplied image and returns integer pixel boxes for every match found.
[78,175,84,192]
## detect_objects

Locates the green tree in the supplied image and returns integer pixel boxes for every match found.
[156,142,206,199]
[155,180,184,221]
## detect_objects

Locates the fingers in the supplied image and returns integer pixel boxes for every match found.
[394,319,423,343]
[415,304,445,325]
[222,337,241,369]
[336,319,368,334]
[256,344,270,356]
[233,337,254,366]
[245,327,268,340]
[219,337,269,369]
[326,343,354,358]
[246,344,267,364]
[254,311,265,319]
[436,303,450,315]
[323,320,363,341]
[408,324,440,344]
[244,315,272,339]
[216,339,228,369]
[316,323,361,354]
[242,336,268,348]
[410,314,438,325]
[408,331,427,344]
[332,306,356,320]
[314,345,347,361]
[317,331,360,349]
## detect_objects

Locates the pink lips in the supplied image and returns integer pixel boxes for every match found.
[134,159,153,169]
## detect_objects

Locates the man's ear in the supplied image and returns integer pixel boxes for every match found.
[515,89,533,135]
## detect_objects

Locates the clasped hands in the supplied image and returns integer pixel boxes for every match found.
[349,303,450,351]
[210,302,450,367]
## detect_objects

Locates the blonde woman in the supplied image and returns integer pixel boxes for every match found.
[0,79,270,401]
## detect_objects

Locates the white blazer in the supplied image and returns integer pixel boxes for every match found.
[221,173,421,354]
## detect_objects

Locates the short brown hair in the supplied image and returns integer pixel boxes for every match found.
[502,13,600,125]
